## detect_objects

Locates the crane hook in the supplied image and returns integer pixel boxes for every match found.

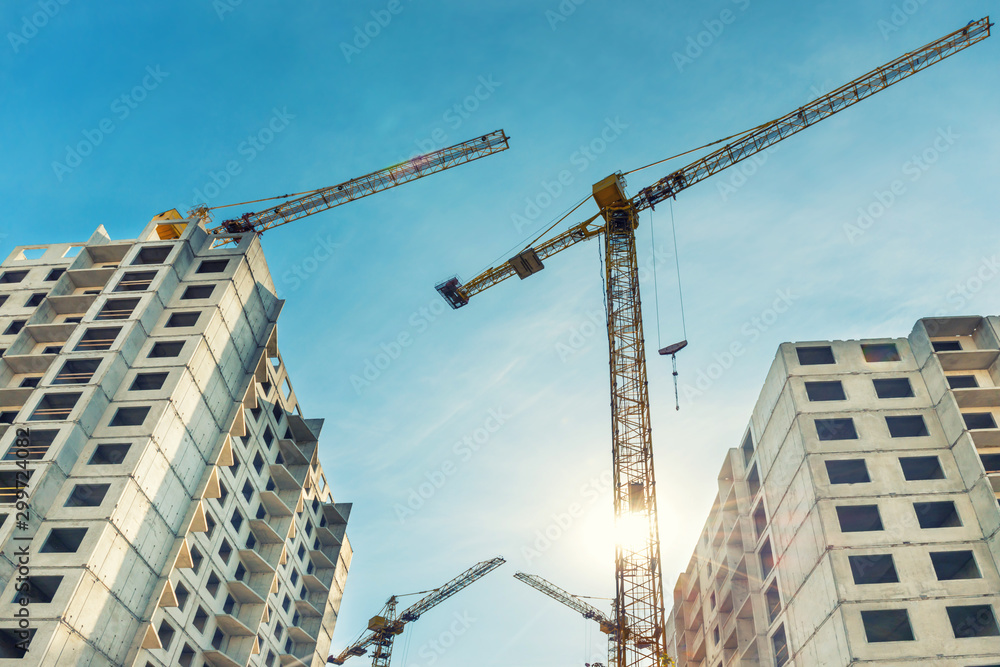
[659,340,688,411]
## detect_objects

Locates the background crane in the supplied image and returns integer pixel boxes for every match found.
[328,556,505,667]
[152,130,509,241]
[514,572,619,667]
[438,18,990,667]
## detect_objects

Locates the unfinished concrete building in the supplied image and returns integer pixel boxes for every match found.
[0,215,352,667]
[666,317,1000,666]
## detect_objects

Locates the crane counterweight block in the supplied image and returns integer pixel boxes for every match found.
[509,248,544,279]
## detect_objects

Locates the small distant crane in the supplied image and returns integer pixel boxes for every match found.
[328,556,505,667]
[514,572,620,667]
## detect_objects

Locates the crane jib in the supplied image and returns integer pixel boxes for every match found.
[214,129,509,235]
[632,16,990,210]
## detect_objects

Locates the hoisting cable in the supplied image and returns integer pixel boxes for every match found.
[670,199,688,342]
[208,187,327,210]
[624,121,756,176]
[622,114,779,177]
[400,624,413,667]
[649,208,663,351]
[473,194,591,280]
[664,199,689,411]
[522,194,591,253]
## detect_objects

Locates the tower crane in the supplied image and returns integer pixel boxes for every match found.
[514,572,621,667]
[437,18,991,667]
[327,556,505,667]
[152,130,509,240]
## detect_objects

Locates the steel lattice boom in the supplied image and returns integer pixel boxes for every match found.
[515,572,619,667]
[328,557,505,667]
[438,18,989,667]
[632,17,991,210]
[514,572,612,624]
[208,129,509,236]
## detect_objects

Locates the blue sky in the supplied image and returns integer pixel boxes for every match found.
[2,1,999,665]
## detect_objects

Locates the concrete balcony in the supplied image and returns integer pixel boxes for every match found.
[937,349,1000,371]
[203,650,243,667]
[277,438,310,466]
[309,548,336,570]
[215,613,256,637]
[66,266,115,289]
[249,518,285,544]
[295,598,324,618]
[682,569,701,604]
[2,352,56,376]
[269,462,306,490]
[0,387,32,413]
[287,625,317,645]
[971,429,1000,449]
[260,490,294,517]
[987,472,1000,494]
[303,572,330,595]
[45,294,97,317]
[682,595,702,631]
[24,322,77,347]
[738,635,761,665]
[954,387,1000,408]
[239,547,277,574]
[279,648,313,666]
[228,579,266,606]
[684,627,706,662]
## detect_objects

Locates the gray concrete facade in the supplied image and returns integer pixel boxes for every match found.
[666,317,1000,666]
[0,215,352,667]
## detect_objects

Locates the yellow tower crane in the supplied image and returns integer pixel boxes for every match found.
[437,18,991,667]
[328,556,505,667]
[151,130,510,241]
[514,572,624,667]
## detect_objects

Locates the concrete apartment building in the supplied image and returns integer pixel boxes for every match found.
[666,316,1000,666]
[0,214,352,667]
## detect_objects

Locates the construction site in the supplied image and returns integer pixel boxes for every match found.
[0,2,998,667]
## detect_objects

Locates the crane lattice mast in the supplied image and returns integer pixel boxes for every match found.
[439,18,990,667]
[328,556,505,667]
